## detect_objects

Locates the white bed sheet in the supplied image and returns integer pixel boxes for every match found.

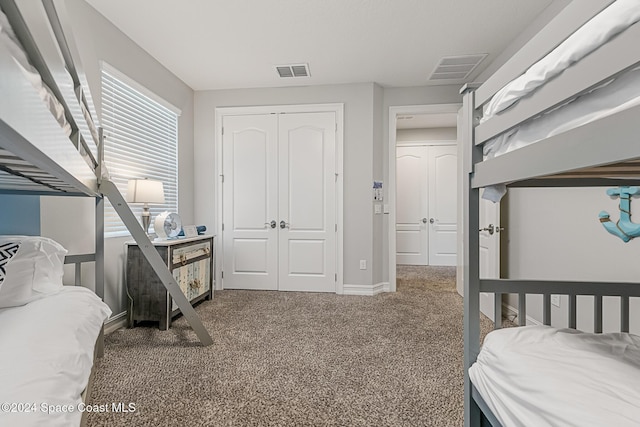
[481,65,640,202]
[470,325,640,427]
[0,286,111,427]
[482,0,640,121]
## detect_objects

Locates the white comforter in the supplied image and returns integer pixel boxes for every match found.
[0,287,111,427]
[470,326,640,427]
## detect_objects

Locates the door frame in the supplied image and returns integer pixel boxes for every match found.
[388,104,461,292]
[214,103,344,293]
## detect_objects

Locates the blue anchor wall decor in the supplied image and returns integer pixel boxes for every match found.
[599,186,640,242]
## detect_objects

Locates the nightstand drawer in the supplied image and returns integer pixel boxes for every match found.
[171,257,210,311]
[171,240,211,267]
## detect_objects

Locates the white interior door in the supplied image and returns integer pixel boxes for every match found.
[222,114,279,290]
[428,145,457,266]
[479,197,501,320]
[396,146,428,265]
[278,112,337,292]
[222,111,337,292]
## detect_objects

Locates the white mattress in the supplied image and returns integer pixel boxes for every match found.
[469,326,640,427]
[482,0,640,121]
[0,286,111,427]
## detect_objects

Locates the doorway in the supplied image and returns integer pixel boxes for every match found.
[388,104,461,292]
[216,104,344,293]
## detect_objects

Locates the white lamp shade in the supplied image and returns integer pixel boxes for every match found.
[126,179,165,204]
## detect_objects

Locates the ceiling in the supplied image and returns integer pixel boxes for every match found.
[85,0,555,92]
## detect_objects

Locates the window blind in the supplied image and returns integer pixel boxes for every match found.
[101,69,178,237]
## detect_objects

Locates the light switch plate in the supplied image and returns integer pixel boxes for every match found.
[374,204,382,214]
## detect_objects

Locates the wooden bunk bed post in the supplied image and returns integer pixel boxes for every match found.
[95,193,105,357]
[461,85,482,427]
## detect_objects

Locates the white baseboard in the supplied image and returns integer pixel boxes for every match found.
[104,311,128,334]
[343,282,389,296]
[502,303,542,326]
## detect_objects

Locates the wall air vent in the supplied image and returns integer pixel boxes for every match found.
[276,63,310,78]
[429,54,487,81]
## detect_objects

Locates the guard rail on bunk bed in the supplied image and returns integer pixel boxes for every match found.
[461,0,640,426]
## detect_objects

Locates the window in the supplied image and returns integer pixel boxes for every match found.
[101,66,179,237]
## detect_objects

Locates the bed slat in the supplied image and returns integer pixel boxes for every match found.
[621,296,630,333]
[476,21,640,145]
[518,293,527,326]
[594,295,603,333]
[475,0,614,108]
[494,293,502,329]
[569,294,577,329]
[543,294,551,326]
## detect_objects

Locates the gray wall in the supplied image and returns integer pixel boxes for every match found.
[372,84,384,286]
[38,1,195,316]
[397,127,457,142]
[505,188,640,334]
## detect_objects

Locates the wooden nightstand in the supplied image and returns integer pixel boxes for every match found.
[126,235,214,330]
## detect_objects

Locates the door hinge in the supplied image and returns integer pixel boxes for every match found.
[222,127,224,135]
[335,273,337,282]
[220,174,224,183]
[335,123,337,132]
[222,223,224,231]
[335,173,338,182]
[335,224,337,232]
[221,271,224,279]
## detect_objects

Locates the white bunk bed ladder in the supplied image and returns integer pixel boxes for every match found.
[100,180,213,347]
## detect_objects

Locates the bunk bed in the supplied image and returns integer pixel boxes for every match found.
[461,0,640,426]
[0,0,212,425]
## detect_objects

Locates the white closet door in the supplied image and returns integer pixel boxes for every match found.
[222,114,278,290]
[278,112,337,292]
[396,146,428,265]
[428,145,458,266]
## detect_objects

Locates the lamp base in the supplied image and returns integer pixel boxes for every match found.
[141,207,151,235]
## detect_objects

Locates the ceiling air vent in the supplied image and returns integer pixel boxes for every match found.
[276,63,310,78]
[429,54,487,81]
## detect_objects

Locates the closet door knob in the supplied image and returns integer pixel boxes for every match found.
[479,224,495,235]
[421,218,428,224]
[280,221,290,229]
[265,220,277,229]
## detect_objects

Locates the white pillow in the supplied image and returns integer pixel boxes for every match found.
[0,236,67,308]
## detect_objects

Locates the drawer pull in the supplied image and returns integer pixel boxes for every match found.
[180,254,187,265]
[204,246,210,255]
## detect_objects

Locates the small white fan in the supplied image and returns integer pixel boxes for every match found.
[154,211,182,239]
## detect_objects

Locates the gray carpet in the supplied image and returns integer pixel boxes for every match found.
[87,266,492,427]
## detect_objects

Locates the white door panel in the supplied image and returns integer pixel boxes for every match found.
[479,198,500,321]
[278,112,336,292]
[222,114,278,290]
[428,145,458,266]
[396,147,428,265]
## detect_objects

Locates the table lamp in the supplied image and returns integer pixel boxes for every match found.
[126,178,165,234]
